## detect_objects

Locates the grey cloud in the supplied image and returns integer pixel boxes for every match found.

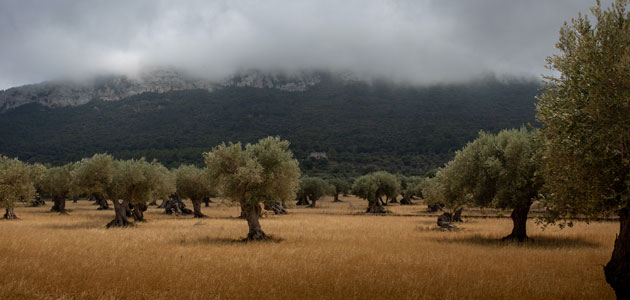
[0,0,612,89]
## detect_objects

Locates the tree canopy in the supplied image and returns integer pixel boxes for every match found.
[536,0,630,296]
[0,155,39,219]
[352,171,400,213]
[204,136,301,240]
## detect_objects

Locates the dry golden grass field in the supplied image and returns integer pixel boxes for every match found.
[0,196,618,300]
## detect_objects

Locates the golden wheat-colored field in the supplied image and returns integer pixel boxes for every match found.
[0,196,617,300]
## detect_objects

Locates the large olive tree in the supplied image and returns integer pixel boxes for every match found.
[0,156,38,219]
[352,171,400,213]
[175,165,215,218]
[204,137,300,241]
[296,177,330,207]
[72,154,113,210]
[38,163,75,214]
[328,178,350,202]
[463,128,540,240]
[536,1,630,297]
[105,158,175,227]
[421,162,468,221]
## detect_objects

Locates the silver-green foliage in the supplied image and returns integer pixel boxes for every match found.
[203,136,301,206]
[0,155,38,210]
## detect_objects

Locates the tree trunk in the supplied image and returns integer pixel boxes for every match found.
[604,205,630,300]
[452,208,463,222]
[3,208,17,219]
[192,198,206,218]
[379,197,387,206]
[50,196,68,214]
[502,201,531,242]
[132,203,147,222]
[243,203,266,241]
[296,195,310,206]
[367,199,386,213]
[94,193,109,210]
[73,196,78,203]
[390,196,398,203]
[203,197,212,207]
[308,197,318,208]
[106,199,132,228]
[333,193,341,202]
[148,199,158,206]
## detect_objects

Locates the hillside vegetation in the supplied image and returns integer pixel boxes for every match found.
[0,76,539,176]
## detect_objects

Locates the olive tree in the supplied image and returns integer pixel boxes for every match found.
[204,137,300,241]
[399,175,424,205]
[0,156,38,219]
[536,1,630,296]
[38,163,76,214]
[72,154,113,210]
[328,178,350,202]
[175,165,215,218]
[352,171,400,213]
[296,177,330,207]
[105,158,175,227]
[461,128,540,240]
[421,162,468,222]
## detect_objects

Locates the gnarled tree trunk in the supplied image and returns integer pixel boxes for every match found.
[296,195,310,206]
[367,199,386,213]
[264,201,287,214]
[502,201,532,242]
[604,205,630,300]
[106,199,132,228]
[452,208,463,222]
[50,196,68,214]
[203,197,212,207]
[94,193,109,210]
[308,197,318,208]
[191,198,206,218]
[400,197,413,205]
[390,196,398,203]
[131,203,147,222]
[3,208,17,219]
[243,203,266,241]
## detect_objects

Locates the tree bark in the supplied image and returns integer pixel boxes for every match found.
[131,203,147,222]
[106,199,132,228]
[452,208,463,222]
[502,201,532,242]
[148,199,158,206]
[308,197,318,208]
[50,196,68,214]
[3,208,17,219]
[296,195,310,206]
[390,196,398,203]
[333,193,341,202]
[367,199,386,213]
[94,193,109,210]
[243,203,266,241]
[604,205,630,300]
[203,197,212,207]
[192,198,206,218]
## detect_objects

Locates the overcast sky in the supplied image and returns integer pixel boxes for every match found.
[0,0,612,89]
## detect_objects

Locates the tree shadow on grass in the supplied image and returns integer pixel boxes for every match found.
[436,234,603,249]
[176,235,284,246]
[41,220,109,230]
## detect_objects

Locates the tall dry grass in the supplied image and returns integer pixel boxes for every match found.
[0,196,617,299]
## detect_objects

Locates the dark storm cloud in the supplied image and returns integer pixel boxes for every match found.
[0,0,612,89]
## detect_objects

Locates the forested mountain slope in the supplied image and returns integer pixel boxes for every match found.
[0,76,539,177]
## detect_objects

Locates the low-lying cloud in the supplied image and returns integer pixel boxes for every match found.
[0,0,612,89]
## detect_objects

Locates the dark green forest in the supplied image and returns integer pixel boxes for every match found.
[0,76,539,177]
